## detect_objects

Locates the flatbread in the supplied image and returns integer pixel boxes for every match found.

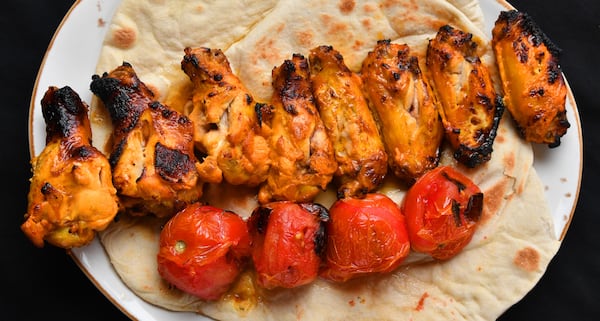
[93,0,560,320]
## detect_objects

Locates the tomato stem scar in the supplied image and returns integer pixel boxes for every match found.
[175,240,186,254]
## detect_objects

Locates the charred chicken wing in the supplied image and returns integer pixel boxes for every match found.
[181,47,271,186]
[361,40,444,183]
[492,10,569,147]
[427,25,505,167]
[258,54,337,204]
[90,62,203,217]
[309,45,388,198]
[22,86,119,248]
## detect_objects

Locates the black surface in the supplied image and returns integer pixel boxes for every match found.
[4,1,598,320]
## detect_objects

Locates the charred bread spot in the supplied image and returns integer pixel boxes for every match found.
[339,0,356,14]
[111,27,136,49]
[514,246,540,272]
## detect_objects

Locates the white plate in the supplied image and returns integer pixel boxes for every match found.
[28,0,583,320]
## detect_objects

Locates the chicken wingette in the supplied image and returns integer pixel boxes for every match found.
[492,10,570,147]
[426,25,505,167]
[309,45,388,198]
[361,40,444,183]
[258,54,337,204]
[22,86,119,248]
[90,62,203,217]
[181,47,271,186]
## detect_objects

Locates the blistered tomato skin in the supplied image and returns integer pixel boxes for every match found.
[157,203,251,300]
[247,201,329,289]
[402,166,483,260]
[321,193,411,282]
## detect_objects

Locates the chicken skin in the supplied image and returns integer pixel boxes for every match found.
[181,47,271,186]
[361,40,444,183]
[258,54,337,204]
[90,62,203,217]
[309,45,387,198]
[492,10,570,147]
[22,86,119,248]
[427,25,505,167]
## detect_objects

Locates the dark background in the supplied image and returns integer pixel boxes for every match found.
[3,1,598,320]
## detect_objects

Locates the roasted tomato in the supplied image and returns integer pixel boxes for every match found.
[402,166,483,260]
[320,193,411,282]
[157,203,251,300]
[247,201,328,289]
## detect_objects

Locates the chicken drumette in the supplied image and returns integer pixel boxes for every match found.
[258,54,337,204]
[309,45,388,198]
[181,47,271,186]
[90,62,203,217]
[22,86,119,248]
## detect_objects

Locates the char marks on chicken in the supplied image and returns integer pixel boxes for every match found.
[426,25,505,167]
[258,54,337,204]
[90,62,203,217]
[181,47,272,187]
[492,10,569,147]
[361,40,444,183]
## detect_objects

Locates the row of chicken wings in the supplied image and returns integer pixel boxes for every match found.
[22,11,569,248]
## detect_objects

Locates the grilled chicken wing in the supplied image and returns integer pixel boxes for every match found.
[492,10,570,147]
[361,40,444,183]
[22,86,119,248]
[181,47,271,186]
[426,25,505,167]
[258,54,337,204]
[90,62,203,217]
[309,45,387,198]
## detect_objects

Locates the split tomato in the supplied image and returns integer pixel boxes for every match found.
[157,203,251,300]
[402,166,483,260]
[320,193,411,282]
[247,201,328,289]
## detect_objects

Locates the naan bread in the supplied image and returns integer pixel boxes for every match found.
[94,0,560,320]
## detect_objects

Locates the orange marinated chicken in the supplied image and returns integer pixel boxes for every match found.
[22,86,119,248]
[309,45,388,198]
[427,25,505,167]
[90,62,203,217]
[492,10,570,147]
[361,40,444,183]
[258,54,337,204]
[181,47,271,186]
